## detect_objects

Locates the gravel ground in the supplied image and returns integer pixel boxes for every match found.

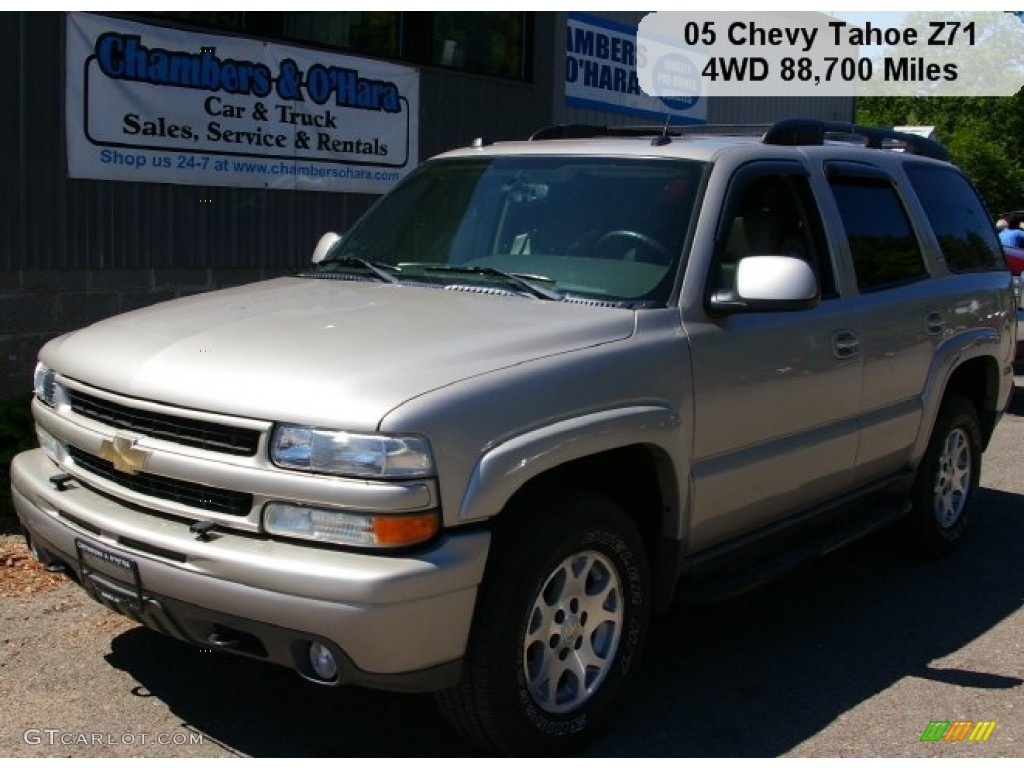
[0,535,230,757]
[0,532,476,758]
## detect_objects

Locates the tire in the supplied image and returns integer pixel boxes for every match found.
[21,524,56,568]
[436,488,651,756]
[907,394,982,556]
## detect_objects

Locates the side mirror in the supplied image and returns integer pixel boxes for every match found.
[312,232,341,264]
[710,255,819,313]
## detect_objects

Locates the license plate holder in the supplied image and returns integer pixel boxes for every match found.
[75,538,144,612]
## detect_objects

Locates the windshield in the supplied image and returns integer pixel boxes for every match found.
[317,155,705,305]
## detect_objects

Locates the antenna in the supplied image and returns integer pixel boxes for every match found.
[652,115,673,147]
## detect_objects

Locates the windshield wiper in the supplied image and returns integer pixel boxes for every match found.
[417,265,561,301]
[305,256,401,285]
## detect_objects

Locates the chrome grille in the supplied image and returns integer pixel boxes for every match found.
[68,445,253,517]
[67,389,260,456]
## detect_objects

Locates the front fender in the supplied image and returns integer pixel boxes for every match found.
[458,405,684,525]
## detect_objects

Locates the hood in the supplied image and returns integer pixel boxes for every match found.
[42,278,635,430]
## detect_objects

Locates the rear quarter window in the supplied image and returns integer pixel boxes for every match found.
[905,164,1005,272]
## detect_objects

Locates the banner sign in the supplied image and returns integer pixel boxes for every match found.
[566,13,707,125]
[66,13,419,192]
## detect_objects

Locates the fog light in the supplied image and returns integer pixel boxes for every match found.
[309,641,338,681]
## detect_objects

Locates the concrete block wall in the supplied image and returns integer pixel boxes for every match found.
[0,267,295,400]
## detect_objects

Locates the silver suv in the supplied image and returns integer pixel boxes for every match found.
[12,120,1017,755]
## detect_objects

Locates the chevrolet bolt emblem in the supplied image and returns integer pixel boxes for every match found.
[99,434,150,475]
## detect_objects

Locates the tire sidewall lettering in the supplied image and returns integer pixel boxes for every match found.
[514,522,647,740]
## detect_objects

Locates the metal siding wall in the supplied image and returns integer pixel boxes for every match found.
[5,13,69,271]
[4,13,557,272]
[2,13,387,272]
[49,178,379,271]
[709,96,854,127]
[2,12,855,272]
[0,16,24,272]
[58,181,380,270]
[419,18,556,155]
[419,72,551,155]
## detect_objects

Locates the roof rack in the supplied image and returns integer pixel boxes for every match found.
[528,123,769,143]
[761,119,949,161]
[527,119,950,162]
[529,124,685,142]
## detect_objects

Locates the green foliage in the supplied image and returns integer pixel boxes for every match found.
[857,91,1024,213]
[856,12,1024,214]
[946,125,1024,213]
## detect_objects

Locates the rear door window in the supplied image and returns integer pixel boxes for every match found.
[828,173,927,292]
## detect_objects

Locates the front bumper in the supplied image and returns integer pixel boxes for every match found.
[12,448,488,692]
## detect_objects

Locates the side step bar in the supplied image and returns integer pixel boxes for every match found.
[678,498,911,602]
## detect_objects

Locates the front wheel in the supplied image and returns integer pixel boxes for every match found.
[436,489,651,755]
[907,394,982,555]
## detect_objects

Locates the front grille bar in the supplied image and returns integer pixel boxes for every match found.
[68,389,260,456]
[68,445,253,517]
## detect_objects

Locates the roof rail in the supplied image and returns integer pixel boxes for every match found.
[528,120,950,161]
[529,124,685,141]
[762,119,949,161]
[528,123,769,141]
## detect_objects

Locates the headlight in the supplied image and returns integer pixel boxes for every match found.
[264,502,440,548]
[270,425,434,479]
[33,362,56,406]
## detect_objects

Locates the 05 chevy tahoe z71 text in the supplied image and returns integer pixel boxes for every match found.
[12,120,1017,755]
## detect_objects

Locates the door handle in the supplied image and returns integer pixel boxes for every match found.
[832,329,860,359]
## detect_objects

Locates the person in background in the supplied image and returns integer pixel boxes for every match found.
[999,214,1024,247]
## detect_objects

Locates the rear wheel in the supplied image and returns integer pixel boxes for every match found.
[907,395,982,555]
[436,488,650,755]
